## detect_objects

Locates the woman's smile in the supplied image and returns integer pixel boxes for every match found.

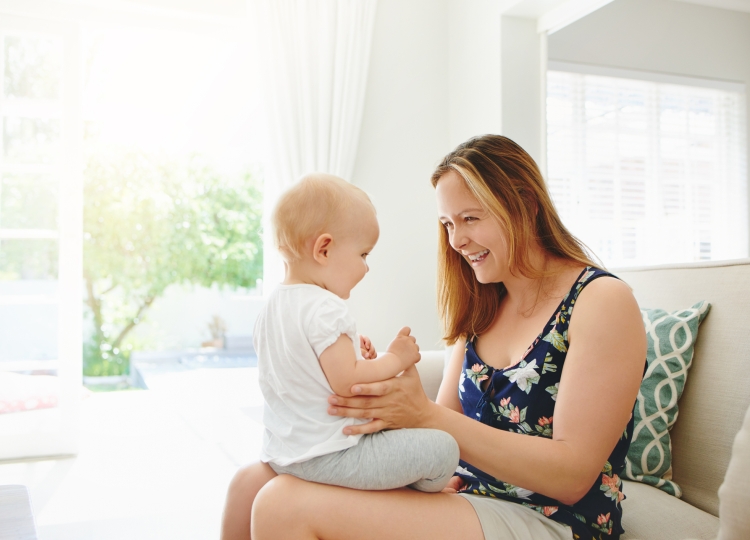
[467,249,489,265]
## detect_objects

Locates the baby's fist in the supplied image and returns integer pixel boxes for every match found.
[359,335,377,360]
[386,326,420,369]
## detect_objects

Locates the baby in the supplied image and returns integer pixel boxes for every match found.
[255,173,459,492]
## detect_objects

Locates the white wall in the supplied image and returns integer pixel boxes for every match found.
[447,0,502,148]
[548,0,750,252]
[346,0,452,351]
[501,16,546,169]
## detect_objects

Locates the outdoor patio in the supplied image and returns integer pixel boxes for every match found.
[0,367,263,539]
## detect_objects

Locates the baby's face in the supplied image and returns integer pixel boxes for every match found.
[325,211,379,300]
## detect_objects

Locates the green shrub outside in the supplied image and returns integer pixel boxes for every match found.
[82,149,263,377]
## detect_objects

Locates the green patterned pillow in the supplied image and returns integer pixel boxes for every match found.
[624,300,711,496]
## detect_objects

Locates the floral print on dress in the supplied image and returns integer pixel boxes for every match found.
[490,398,533,434]
[523,503,559,517]
[504,359,540,393]
[535,416,553,437]
[543,326,568,353]
[600,462,625,503]
[455,267,636,540]
[593,513,614,536]
[466,363,490,389]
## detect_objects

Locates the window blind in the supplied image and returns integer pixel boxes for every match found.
[546,64,748,267]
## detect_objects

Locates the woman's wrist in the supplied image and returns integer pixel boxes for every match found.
[418,399,444,429]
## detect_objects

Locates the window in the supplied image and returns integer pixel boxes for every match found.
[547,61,748,267]
[0,15,81,460]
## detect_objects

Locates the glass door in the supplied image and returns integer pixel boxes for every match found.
[0,14,82,460]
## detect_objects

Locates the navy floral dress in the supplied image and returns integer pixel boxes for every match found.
[455,267,635,540]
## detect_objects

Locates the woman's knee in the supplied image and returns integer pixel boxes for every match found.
[252,475,311,537]
[228,462,275,496]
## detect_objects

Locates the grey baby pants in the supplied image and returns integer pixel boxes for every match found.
[268,428,459,492]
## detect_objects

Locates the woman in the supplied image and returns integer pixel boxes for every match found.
[221,135,646,540]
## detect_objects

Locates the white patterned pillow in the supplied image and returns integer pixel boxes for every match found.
[623,300,711,496]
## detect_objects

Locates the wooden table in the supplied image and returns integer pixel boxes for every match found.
[0,485,37,540]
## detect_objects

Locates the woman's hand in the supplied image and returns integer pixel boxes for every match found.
[327,364,435,435]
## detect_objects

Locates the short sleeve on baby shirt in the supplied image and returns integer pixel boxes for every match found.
[307,297,358,358]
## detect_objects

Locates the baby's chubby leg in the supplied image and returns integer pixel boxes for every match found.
[272,428,459,492]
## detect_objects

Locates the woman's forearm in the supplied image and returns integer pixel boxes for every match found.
[423,402,599,505]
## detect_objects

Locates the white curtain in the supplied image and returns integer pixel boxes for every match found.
[253,0,378,291]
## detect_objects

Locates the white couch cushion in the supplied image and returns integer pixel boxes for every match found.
[620,480,719,540]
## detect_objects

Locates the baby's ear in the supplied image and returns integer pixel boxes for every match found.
[312,233,334,264]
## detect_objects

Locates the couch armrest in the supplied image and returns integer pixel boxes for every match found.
[415,350,445,401]
[718,403,750,540]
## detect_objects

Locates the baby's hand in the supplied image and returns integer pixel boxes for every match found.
[359,335,377,360]
[386,327,420,370]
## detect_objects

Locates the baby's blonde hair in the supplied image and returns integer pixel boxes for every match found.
[272,173,375,262]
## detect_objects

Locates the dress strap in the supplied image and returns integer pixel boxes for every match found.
[569,267,617,303]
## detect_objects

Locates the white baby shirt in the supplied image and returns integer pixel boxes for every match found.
[255,283,368,466]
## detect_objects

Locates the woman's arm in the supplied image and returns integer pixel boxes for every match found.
[329,277,646,505]
[435,338,465,413]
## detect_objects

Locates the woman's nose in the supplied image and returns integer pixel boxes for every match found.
[449,225,467,252]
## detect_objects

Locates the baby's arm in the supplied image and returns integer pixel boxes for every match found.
[320,327,420,397]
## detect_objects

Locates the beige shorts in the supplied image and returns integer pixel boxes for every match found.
[459,494,573,540]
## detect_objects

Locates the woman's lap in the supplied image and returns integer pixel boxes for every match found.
[252,474,484,540]
[252,474,572,540]
[458,494,573,540]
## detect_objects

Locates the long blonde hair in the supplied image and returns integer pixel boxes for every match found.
[431,135,597,343]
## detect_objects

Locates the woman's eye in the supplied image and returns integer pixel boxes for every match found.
[465,216,476,222]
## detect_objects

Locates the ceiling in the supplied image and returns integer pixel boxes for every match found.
[501,0,750,35]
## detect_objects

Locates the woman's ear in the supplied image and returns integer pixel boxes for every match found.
[312,233,334,265]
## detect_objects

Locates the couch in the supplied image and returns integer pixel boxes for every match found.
[415,259,750,540]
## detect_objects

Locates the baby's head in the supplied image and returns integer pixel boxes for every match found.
[272,173,379,299]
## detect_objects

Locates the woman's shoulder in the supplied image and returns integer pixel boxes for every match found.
[578,269,635,302]
[570,269,643,337]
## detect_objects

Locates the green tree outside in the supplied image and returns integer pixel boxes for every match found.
[83,150,263,376]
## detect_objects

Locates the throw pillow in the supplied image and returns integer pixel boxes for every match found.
[623,300,711,497]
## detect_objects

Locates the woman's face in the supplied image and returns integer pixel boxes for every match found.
[435,170,510,284]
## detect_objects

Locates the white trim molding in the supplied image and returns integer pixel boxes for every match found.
[548,60,747,93]
[671,0,750,14]
[500,0,617,34]
[537,0,615,34]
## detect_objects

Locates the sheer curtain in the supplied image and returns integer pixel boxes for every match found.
[254,0,378,290]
